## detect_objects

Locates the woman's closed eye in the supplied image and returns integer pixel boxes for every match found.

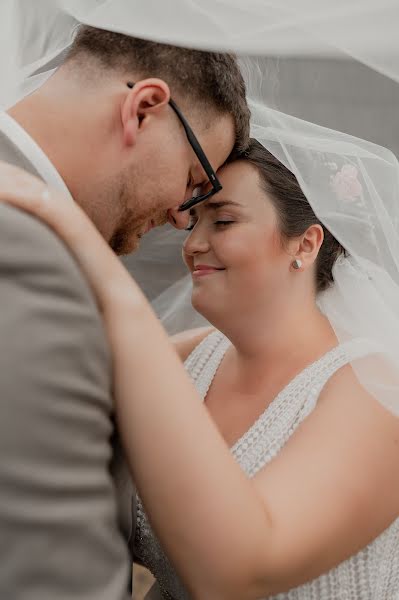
[185,220,235,232]
[214,220,235,228]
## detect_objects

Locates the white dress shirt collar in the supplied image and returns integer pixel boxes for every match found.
[0,111,73,201]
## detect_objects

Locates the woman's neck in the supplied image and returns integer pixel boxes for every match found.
[213,292,338,391]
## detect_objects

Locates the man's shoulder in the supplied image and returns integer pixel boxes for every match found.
[0,202,94,297]
[0,202,74,276]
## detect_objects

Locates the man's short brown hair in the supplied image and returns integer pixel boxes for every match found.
[66,26,250,156]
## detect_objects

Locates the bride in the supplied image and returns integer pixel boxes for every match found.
[0,127,398,599]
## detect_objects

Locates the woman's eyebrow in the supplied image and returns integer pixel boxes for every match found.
[205,200,242,209]
[189,200,242,217]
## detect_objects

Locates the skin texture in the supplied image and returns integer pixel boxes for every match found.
[8,69,235,254]
[0,161,397,600]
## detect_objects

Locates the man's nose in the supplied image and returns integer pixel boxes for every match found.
[168,206,190,229]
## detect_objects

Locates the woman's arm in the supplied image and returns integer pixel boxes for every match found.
[101,302,399,599]
[250,362,399,592]
[0,164,398,600]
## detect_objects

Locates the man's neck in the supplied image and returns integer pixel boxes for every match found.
[7,88,117,242]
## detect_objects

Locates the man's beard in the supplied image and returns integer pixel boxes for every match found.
[108,172,168,255]
[109,230,135,255]
[109,214,143,255]
[109,205,168,255]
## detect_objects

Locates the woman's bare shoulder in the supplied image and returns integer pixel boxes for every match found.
[171,326,215,362]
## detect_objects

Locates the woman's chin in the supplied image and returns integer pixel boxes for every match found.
[191,292,222,324]
[191,292,207,314]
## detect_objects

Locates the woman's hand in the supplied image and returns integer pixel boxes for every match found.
[0,161,146,315]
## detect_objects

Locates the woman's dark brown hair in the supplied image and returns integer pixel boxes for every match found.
[243,139,346,292]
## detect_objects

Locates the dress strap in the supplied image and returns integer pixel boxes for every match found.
[184,330,230,399]
[301,337,382,418]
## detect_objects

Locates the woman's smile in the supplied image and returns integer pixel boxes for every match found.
[192,264,226,277]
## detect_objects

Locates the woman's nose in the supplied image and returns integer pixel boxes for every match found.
[183,226,209,256]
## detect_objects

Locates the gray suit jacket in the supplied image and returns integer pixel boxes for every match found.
[0,131,133,599]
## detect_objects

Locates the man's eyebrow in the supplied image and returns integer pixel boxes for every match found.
[189,200,242,216]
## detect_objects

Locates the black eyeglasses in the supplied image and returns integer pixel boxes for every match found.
[127,82,222,212]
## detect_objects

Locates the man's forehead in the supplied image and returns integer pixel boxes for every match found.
[198,114,235,160]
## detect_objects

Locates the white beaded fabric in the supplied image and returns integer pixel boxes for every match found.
[133,331,399,600]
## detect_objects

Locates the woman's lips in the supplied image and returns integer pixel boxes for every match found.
[192,265,225,277]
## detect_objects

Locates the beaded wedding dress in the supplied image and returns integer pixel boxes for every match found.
[133,331,399,600]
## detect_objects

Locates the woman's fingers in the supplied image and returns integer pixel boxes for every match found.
[0,160,142,312]
[0,160,75,225]
[0,161,95,259]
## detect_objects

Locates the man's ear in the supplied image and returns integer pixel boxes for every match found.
[120,78,171,147]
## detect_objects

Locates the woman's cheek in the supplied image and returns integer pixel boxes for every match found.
[214,232,257,266]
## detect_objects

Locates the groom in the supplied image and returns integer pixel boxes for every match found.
[0,25,249,600]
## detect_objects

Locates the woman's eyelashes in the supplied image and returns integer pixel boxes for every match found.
[185,220,196,231]
[214,220,235,228]
[185,220,235,232]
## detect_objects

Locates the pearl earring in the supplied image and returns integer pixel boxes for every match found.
[292,258,302,270]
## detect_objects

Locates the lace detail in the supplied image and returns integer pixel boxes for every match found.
[231,338,362,477]
[133,331,399,599]
[134,502,181,599]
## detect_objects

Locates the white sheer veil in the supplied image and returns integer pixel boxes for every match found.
[153,90,399,418]
[2,0,399,417]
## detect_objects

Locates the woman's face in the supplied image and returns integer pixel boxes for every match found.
[182,160,295,323]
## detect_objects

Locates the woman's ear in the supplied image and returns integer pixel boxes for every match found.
[120,78,171,147]
[297,224,324,268]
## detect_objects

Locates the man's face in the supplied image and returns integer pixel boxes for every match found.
[109,110,235,255]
